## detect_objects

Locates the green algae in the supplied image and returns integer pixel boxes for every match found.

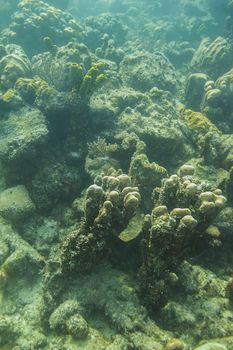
[118,213,144,242]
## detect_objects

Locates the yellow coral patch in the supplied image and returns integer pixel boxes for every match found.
[205,225,221,238]
[182,109,217,133]
[0,89,15,102]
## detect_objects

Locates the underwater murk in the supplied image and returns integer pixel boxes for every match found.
[0,0,233,349]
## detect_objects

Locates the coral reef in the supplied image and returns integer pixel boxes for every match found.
[30,156,85,212]
[0,216,44,286]
[191,37,233,79]
[61,173,141,272]
[129,151,167,211]
[31,41,92,92]
[90,87,195,167]
[202,68,233,132]
[2,0,83,55]
[0,185,35,222]
[139,166,226,309]
[226,166,233,204]
[0,106,48,164]
[84,12,127,51]
[49,300,89,339]
[0,0,232,348]
[185,73,208,111]
[85,137,119,180]
[120,51,178,93]
[0,44,31,90]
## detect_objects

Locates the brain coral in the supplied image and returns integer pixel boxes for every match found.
[119,51,177,93]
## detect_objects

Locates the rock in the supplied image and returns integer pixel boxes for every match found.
[0,106,48,163]
[161,302,196,328]
[165,339,184,350]
[129,331,163,350]
[0,315,16,347]
[185,73,208,111]
[0,185,35,221]
[66,314,89,339]
[4,0,83,56]
[0,44,31,90]
[120,51,177,92]
[0,216,44,278]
